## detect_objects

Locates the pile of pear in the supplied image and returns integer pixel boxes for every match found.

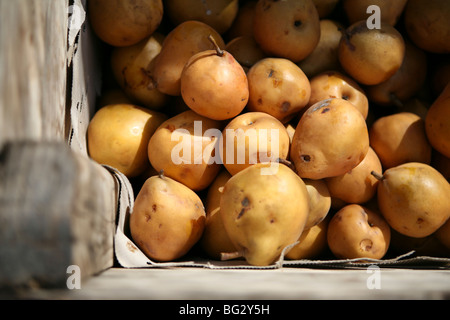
[86,0,450,266]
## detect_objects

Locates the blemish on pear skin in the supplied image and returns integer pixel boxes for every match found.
[237,197,250,219]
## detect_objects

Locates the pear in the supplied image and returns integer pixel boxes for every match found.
[365,41,428,108]
[219,163,310,266]
[425,83,450,159]
[369,112,432,170]
[290,98,370,180]
[129,171,206,262]
[225,35,266,72]
[88,0,163,47]
[297,19,344,78]
[253,0,321,62]
[338,20,405,85]
[303,178,331,229]
[342,0,408,26]
[372,162,450,238]
[180,35,249,121]
[199,170,237,260]
[110,33,168,110]
[149,20,225,96]
[404,0,450,54]
[164,0,239,35]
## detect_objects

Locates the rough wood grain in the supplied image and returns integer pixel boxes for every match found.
[0,141,116,289]
[5,267,450,300]
[0,0,68,150]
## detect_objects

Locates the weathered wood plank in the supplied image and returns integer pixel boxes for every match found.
[0,141,117,289]
[0,0,69,150]
[5,267,450,300]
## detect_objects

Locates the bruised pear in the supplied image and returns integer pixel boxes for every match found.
[290,98,370,180]
[246,57,311,123]
[220,163,310,266]
[327,204,391,260]
[130,172,206,262]
[147,110,223,191]
[180,36,249,120]
[373,162,450,238]
[308,71,369,119]
[149,21,225,96]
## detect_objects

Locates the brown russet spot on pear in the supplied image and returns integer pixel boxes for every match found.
[327,204,391,260]
[130,172,206,262]
[110,33,168,110]
[290,98,369,180]
[247,57,311,123]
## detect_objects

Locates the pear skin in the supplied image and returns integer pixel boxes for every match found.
[219,163,310,266]
[373,162,450,238]
[425,83,450,159]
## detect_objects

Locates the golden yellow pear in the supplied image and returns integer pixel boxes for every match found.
[253,0,321,62]
[373,162,450,238]
[338,21,405,85]
[220,163,310,266]
[87,104,167,178]
[130,172,206,262]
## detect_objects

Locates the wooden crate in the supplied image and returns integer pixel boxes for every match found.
[0,0,119,289]
[1,0,449,298]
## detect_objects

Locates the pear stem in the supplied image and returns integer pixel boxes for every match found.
[220,251,244,261]
[158,169,166,179]
[277,158,297,173]
[371,170,384,181]
[208,34,224,57]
